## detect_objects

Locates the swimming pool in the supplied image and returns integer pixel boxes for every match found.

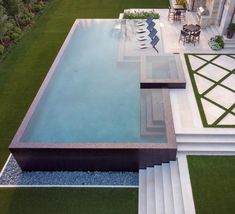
[9,19,182,171]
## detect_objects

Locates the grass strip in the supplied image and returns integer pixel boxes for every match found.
[0,187,138,214]
[188,156,235,214]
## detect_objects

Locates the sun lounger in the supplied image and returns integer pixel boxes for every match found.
[136,27,146,33]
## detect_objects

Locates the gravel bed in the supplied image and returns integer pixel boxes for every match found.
[0,156,138,186]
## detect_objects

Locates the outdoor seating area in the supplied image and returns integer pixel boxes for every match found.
[168,4,186,22]
[179,24,201,46]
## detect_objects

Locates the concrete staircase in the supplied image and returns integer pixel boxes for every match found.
[138,159,195,214]
[140,90,166,138]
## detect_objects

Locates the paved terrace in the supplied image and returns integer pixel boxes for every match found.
[121,9,235,141]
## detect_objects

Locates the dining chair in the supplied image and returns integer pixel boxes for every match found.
[174,11,182,22]
[192,31,201,46]
[179,30,190,45]
[168,6,175,21]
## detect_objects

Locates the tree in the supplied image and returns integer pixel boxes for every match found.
[0,5,11,46]
[3,0,24,27]
[22,0,34,12]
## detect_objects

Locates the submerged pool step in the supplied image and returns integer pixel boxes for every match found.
[140,90,166,138]
[151,92,164,123]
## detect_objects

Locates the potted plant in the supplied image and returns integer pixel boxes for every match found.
[208,36,224,50]
[227,23,235,39]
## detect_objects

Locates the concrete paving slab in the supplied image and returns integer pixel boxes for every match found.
[188,55,207,71]
[201,98,225,124]
[196,54,217,61]
[218,114,235,125]
[197,63,228,82]
[205,85,235,109]
[213,55,235,71]
[194,74,214,94]
[221,74,235,91]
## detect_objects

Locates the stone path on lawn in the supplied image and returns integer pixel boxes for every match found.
[186,54,235,128]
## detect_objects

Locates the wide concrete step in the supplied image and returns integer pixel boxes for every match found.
[162,163,175,214]
[154,165,165,214]
[139,169,147,214]
[139,159,193,214]
[170,161,184,214]
[224,44,235,49]
[223,36,235,44]
[146,167,156,214]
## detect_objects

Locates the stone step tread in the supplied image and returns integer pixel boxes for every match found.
[162,163,175,214]
[224,44,235,48]
[151,92,164,122]
[146,167,156,214]
[170,161,185,214]
[139,169,147,214]
[140,129,165,137]
[146,94,165,128]
[154,165,165,214]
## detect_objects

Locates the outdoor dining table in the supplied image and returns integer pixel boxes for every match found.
[184,24,200,33]
[183,24,201,44]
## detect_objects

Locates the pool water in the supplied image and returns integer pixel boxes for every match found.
[21,20,166,143]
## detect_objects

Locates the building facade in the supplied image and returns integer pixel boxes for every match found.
[186,0,235,35]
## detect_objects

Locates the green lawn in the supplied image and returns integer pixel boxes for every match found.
[0,0,169,169]
[0,188,138,214]
[188,156,235,214]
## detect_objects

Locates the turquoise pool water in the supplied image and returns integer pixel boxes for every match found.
[21,20,166,143]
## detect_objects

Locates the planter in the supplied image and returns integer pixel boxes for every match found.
[227,29,235,39]
[208,36,224,51]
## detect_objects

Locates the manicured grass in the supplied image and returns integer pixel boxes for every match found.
[0,188,138,214]
[188,156,235,214]
[0,0,169,169]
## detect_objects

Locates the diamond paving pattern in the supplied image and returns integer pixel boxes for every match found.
[186,54,235,128]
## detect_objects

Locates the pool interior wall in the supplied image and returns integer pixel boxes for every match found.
[20,19,166,144]
[9,19,186,171]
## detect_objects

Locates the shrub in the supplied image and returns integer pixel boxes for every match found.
[0,44,4,55]
[6,26,22,41]
[31,1,45,13]
[19,12,33,27]
[208,35,224,50]
[214,35,224,48]
[228,23,235,30]
[123,11,160,19]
